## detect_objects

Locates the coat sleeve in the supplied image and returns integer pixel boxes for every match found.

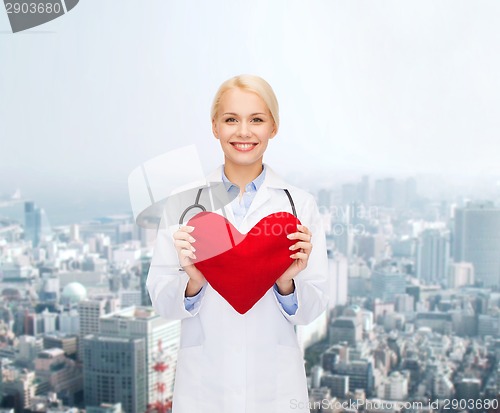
[146,213,206,320]
[273,192,330,325]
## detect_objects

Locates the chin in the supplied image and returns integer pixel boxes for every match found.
[226,156,262,167]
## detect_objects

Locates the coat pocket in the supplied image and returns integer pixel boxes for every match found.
[179,315,205,348]
[274,343,309,410]
[173,345,204,406]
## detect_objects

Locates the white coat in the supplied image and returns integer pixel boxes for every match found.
[146,164,329,413]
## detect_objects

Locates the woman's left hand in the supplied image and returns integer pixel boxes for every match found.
[275,224,313,294]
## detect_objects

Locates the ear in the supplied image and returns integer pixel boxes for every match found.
[269,123,278,139]
[212,119,219,139]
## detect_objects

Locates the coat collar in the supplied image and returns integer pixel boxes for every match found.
[205,163,289,190]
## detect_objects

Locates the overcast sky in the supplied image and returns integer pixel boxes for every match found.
[1,0,500,222]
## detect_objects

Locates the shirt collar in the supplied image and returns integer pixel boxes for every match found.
[222,165,267,193]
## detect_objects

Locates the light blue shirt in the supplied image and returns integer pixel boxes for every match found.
[184,165,298,315]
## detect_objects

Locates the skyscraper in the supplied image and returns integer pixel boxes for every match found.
[77,298,119,361]
[372,269,407,302]
[454,202,500,286]
[24,201,41,247]
[83,335,147,413]
[140,256,152,306]
[416,229,450,284]
[448,262,475,288]
[99,306,181,404]
[328,251,348,309]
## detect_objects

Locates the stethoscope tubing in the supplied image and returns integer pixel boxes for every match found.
[179,188,297,226]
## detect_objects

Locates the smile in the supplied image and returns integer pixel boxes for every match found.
[230,142,258,152]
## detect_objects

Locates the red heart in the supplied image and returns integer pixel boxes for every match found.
[186,211,301,314]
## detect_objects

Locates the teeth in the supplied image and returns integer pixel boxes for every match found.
[234,143,254,149]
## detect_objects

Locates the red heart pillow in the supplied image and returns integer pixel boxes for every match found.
[186,211,301,314]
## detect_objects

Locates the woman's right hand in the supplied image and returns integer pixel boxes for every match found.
[173,225,206,296]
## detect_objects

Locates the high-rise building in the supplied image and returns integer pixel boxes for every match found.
[1,368,37,411]
[140,256,152,306]
[374,178,397,208]
[416,229,450,284]
[379,371,409,401]
[332,359,374,397]
[342,183,358,205]
[448,262,475,288]
[318,189,332,210]
[17,335,44,365]
[99,306,181,404]
[43,334,78,358]
[454,378,481,401]
[454,202,500,286]
[34,348,82,404]
[330,222,354,258]
[59,309,79,334]
[372,269,407,302]
[321,374,349,398]
[119,290,142,308]
[40,273,60,304]
[478,315,500,337]
[330,317,362,347]
[83,335,147,413]
[357,234,386,262]
[310,365,324,389]
[359,175,370,205]
[24,202,42,247]
[395,294,415,313]
[77,298,118,361]
[78,298,118,338]
[322,344,349,372]
[328,251,348,309]
[23,310,57,336]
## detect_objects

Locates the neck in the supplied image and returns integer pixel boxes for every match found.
[223,159,263,192]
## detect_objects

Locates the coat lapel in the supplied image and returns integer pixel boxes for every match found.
[204,164,289,230]
[240,185,272,229]
[239,164,289,229]
[205,165,236,224]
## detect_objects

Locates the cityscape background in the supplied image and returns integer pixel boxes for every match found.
[1,175,500,412]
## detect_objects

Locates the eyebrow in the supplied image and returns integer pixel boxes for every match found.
[222,112,268,116]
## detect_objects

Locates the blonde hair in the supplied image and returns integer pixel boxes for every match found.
[210,74,279,130]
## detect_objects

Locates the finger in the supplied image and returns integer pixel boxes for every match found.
[290,251,309,260]
[174,240,196,252]
[173,231,196,243]
[179,225,195,233]
[180,249,197,260]
[289,241,312,251]
[297,224,311,235]
[287,232,312,242]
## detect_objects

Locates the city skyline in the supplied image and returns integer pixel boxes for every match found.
[1,182,500,410]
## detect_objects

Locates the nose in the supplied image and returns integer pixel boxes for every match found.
[237,121,251,138]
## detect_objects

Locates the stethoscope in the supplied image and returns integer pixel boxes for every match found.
[178,187,297,226]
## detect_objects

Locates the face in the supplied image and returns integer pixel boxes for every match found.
[212,88,277,169]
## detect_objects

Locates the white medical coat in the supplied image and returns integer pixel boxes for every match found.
[146,164,329,413]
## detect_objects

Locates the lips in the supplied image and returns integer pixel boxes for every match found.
[230,142,258,152]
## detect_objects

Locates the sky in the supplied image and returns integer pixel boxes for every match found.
[1,0,500,223]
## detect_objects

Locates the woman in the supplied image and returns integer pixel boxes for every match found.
[146,74,329,412]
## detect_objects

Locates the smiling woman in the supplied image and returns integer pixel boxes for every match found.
[212,86,277,191]
[210,76,279,191]
[146,74,329,412]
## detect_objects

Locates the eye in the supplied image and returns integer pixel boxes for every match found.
[252,118,264,123]
[225,118,237,123]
